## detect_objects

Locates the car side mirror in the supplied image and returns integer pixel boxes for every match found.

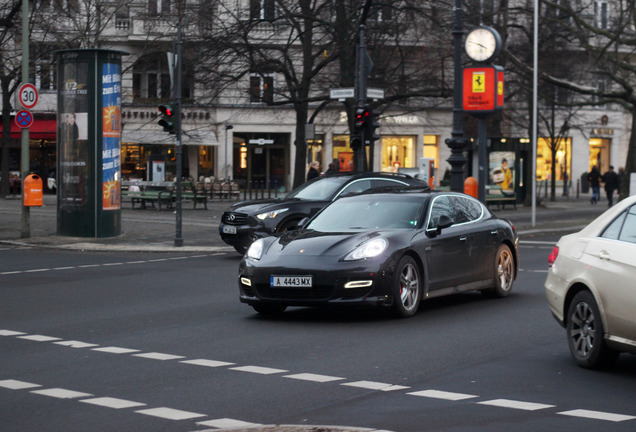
[436,214,454,235]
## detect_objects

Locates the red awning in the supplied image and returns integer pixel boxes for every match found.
[0,118,57,140]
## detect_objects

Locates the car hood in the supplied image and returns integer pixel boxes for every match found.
[264,229,405,258]
[226,198,289,214]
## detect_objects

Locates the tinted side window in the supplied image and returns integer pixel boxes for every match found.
[427,196,454,229]
[601,212,626,240]
[372,179,407,189]
[339,179,372,197]
[452,196,482,224]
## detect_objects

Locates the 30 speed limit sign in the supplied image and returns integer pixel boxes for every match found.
[18,83,38,110]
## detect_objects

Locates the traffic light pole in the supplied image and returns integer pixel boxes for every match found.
[174,17,184,247]
[354,25,369,173]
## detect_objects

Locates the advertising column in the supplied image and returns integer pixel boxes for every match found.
[57,49,126,237]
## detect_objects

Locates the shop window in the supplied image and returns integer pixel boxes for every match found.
[589,138,610,174]
[423,134,439,167]
[381,136,415,172]
[536,137,572,182]
[307,135,324,169]
[250,73,274,104]
[198,146,214,177]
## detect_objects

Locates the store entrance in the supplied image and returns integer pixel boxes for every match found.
[233,133,289,195]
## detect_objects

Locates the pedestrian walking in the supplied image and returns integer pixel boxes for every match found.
[306,161,320,181]
[602,165,619,207]
[588,166,602,204]
[324,162,337,176]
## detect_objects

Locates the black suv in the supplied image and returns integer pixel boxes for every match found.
[219,172,428,254]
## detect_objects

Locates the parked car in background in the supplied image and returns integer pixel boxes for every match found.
[545,195,636,369]
[219,172,427,254]
[238,189,518,317]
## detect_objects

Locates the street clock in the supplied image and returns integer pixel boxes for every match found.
[465,26,502,63]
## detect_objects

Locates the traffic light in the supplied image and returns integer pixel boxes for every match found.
[364,109,380,144]
[158,103,176,134]
[354,107,370,134]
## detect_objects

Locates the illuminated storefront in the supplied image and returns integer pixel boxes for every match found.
[535,137,572,182]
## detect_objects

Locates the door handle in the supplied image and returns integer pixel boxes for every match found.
[490,230,498,236]
[459,236,468,242]
[599,250,611,260]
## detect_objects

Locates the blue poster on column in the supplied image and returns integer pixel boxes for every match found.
[102,63,122,210]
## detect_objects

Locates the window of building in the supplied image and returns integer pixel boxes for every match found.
[595,1,609,29]
[423,134,439,167]
[250,0,276,21]
[148,0,170,15]
[381,136,415,172]
[133,53,193,102]
[250,73,274,104]
[536,137,572,181]
[589,137,610,174]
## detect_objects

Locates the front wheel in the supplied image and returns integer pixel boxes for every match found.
[392,256,421,318]
[566,291,618,369]
[482,244,514,298]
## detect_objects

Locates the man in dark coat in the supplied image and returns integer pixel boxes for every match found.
[602,165,619,207]
[588,166,602,204]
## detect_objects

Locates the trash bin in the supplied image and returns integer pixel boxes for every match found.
[580,172,590,194]
[464,176,478,198]
[23,174,43,207]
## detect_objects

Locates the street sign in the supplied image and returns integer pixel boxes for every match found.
[367,88,385,100]
[330,88,355,100]
[249,138,274,145]
[15,110,34,128]
[18,83,38,110]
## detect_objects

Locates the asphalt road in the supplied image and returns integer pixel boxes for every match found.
[2,235,636,432]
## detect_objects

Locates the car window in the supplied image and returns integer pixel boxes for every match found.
[338,179,372,197]
[372,179,408,189]
[427,195,454,230]
[287,176,349,200]
[601,212,626,240]
[452,196,483,224]
[307,195,424,232]
[619,206,636,244]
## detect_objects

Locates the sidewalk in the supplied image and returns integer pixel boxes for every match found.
[0,192,609,252]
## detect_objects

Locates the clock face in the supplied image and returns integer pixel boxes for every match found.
[465,27,499,62]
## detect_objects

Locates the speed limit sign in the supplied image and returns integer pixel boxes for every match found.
[18,83,38,110]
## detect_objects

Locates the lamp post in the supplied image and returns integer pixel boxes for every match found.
[224,123,233,181]
[445,0,469,192]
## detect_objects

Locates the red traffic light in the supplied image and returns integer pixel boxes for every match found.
[159,105,173,116]
[355,108,370,129]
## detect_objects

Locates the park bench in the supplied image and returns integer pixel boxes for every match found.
[485,185,517,210]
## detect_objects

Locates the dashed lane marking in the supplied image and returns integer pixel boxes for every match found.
[407,389,478,401]
[133,352,186,361]
[135,407,207,421]
[558,409,636,422]
[478,399,555,411]
[5,329,636,424]
[31,388,93,399]
[342,381,410,392]
[0,379,41,390]
[80,397,146,409]
[230,365,289,375]
[284,373,345,383]
[0,253,225,275]
[197,418,262,429]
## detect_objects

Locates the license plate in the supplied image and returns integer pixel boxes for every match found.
[270,275,312,288]
[222,225,237,234]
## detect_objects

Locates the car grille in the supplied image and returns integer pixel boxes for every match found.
[222,212,248,226]
[256,285,334,301]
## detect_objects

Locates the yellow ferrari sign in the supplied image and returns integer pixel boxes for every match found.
[472,72,486,93]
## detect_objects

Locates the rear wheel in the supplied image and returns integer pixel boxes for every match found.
[566,291,619,369]
[252,304,287,316]
[392,256,421,318]
[482,244,514,298]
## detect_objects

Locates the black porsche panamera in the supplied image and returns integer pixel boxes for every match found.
[238,189,519,318]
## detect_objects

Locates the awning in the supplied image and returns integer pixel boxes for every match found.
[0,118,57,140]
[122,129,219,146]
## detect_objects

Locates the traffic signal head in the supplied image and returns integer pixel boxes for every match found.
[354,107,370,133]
[158,103,176,134]
[365,109,380,143]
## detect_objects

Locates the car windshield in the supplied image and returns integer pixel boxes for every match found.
[286,176,351,201]
[306,195,424,232]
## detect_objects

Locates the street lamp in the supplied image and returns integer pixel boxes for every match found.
[224,124,233,181]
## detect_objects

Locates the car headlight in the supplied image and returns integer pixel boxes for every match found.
[246,239,265,260]
[344,238,388,261]
[256,208,289,220]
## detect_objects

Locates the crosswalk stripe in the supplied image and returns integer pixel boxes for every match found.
[284,373,345,383]
[407,389,478,401]
[478,399,555,411]
[80,397,146,409]
[31,388,93,399]
[135,407,206,420]
[558,409,636,422]
[230,365,288,375]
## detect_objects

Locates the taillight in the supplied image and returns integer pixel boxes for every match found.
[548,246,559,267]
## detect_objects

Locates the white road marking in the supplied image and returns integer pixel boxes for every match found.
[17,335,61,342]
[133,352,185,361]
[92,346,140,354]
[558,409,636,422]
[180,359,235,368]
[54,340,99,349]
[80,397,146,409]
[31,388,93,399]
[53,266,76,270]
[407,389,478,401]
[0,329,26,336]
[0,379,41,390]
[78,264,100,268]
[25,268,51,273]
[284,373,345,383]
[478,399,555,411]
[342,381,410,391]
[103,262,124,266]
[135,407,206,420]
[197,418,262,428]
[230,365,288,375]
